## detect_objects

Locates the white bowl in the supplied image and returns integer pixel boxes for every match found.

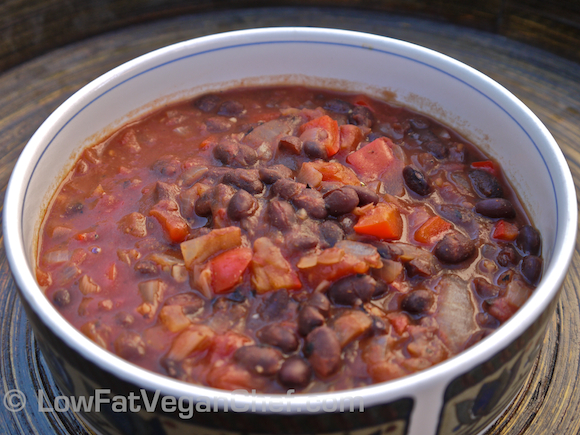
[4,27,577,435]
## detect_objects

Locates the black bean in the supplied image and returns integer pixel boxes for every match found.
[304,327,341,377]
[278,356,312,389]
[226,289,247,304]
[438,204,475,226]
[403,165,431,196]
[521,255,542,285]
[475,199,516,219]
[517,225,541,255]
[205,116,232,133]
[298,305,325,336]
[227,189,258,221]
[303,140,328,160]
[434,232,475,264]
[372,280,389,299]
[279,136,303,154]
[320,221,345,247]
[65,201,84,215]
[324,187,360,216]
[287,230,319,251]
[268,200,296,232]
[235,144,258,167]
[424,139,448,159]
[292,188,328,219]
[194,190,213,217]
[114,331,146,359]
[348,105,374,128]
[473,277,500,299]
[497,245,519,267]
[234,345,283,376]
[401,290,434,314]
[350,185,379,206]
[259,165,293,184]
[307,292,331,316]
[258,324,299,353]
[217,100,244,117]
[469,169,503,198]
[52,289,71,307]
[223,169,264,194]
[134,260,158,275]
[327,274,377,306]
[194,94,220,112]
[213,140,239,165]
[272,179,303,200]
[152,155,180,176]
[258,290,289,321]
[324,98,353,114]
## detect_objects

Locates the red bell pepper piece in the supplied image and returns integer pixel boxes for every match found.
[209,247,253,294]
[414,216,452,244]
[354,203,403,240]
[492,220,519,241]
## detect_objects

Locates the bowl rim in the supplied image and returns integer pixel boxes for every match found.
[3,26,577,410]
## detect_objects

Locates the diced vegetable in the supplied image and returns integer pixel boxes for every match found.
[118,212,148,238]
[414,216,452,244]
[346,137,395,179]
[149,200,189,243]
[250,237,301,293]
[80,320,111,349]
[165,325,215,361]
[44,250,70,265]
[309,161,361,185]
[181,226,242,268]
[299,115,340,157]
[339,124,363,152]
[209,247,253,294]
[137,279,165,319]
[332,310,373,348]
[373,259,404,284]
[492,220,519,241]
[79,274,101,295]
[159,305,191,333]
[435,275,478,352]
[296,162,323,188]
[354,203,403,240]
[298,241,382,286]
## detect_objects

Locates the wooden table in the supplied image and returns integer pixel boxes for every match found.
[0,8,579,434]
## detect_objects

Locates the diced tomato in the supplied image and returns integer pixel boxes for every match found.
[354,203,403,240]
[471,160,496,175]
[346,137,396,179]
[492,220,519,241]
[209,247,253,294]
[339,124,363,152]
[299,115,340,157]
[414,216,452,244]
[250,237,302,293]
[309,161,360,185]
[150,200,190,243]
[388,313,410,335]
